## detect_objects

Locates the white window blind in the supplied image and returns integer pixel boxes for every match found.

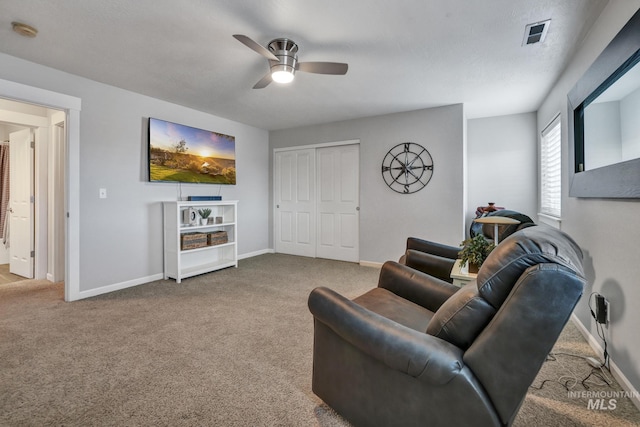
[540,116,562,217]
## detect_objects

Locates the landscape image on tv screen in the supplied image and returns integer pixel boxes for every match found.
[148,118,236,184]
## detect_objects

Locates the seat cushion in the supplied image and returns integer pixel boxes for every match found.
[476,225,584,309]
[354,288,434,332]
[426,284,496,350]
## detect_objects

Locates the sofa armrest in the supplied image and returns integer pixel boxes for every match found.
[404,250,457,283]
[406,237,461,259]
[378,261,459,312]
[308,286,464,385]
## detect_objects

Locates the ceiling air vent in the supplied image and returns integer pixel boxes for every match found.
[523,19,551,45]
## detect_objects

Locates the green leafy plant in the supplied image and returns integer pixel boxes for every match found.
[198,208,212,219]
[459,235,495,272]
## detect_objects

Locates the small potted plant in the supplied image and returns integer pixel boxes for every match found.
[459,235,495,273]
[198,208,212,225]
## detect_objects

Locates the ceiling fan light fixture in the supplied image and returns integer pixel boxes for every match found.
[234,34,348,88]
[12,21,38,38]
[271,65,295,84]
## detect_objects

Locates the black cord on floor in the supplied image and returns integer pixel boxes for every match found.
[530,352,613,392]
[529,293,613,393]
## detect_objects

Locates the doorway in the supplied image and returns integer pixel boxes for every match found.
[0,77,81,301]
[274,141,360,263]
[0,98,66,286]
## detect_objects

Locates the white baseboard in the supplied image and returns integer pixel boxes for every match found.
[75,273,165,301]
[72,249,274,301]
[238,248,274,260]
[570,314,640,412]
[359,260,383,268]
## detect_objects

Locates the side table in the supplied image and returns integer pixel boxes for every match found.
[450,259,477,287]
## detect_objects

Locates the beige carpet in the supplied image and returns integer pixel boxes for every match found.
[1,254,639,426]
[0,263,24,285]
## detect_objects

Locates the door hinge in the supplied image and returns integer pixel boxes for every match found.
[31,140,35,149]
[30,250,35,258]
[30,196,35,203]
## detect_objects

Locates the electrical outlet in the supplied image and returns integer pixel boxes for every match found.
[99,188,107,199]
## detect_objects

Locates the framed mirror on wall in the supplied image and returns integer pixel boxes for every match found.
[568,9,640,198]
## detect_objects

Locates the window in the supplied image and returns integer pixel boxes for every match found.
[540,116,562,217]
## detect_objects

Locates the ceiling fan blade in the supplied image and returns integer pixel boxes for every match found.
[233,34,279,62]
[296,62,348,75]
[252,72,272,89]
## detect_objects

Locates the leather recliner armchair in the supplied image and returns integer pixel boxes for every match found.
[308,226,585,427]
[400,210,536,282]
[400,237,461,283]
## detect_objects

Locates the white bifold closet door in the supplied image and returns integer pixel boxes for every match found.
[274,144,359,263]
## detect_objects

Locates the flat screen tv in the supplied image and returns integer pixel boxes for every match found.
[148,117,236,184]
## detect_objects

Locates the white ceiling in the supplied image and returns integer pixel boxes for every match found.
[0,0,608,130]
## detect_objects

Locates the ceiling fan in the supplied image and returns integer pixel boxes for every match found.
[233,34,349,89]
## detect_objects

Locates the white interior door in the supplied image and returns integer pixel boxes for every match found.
[9,128,34,278]
[316,145,360,262]
[274,149,316,257]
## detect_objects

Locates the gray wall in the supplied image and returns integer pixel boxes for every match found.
[537,1,640,393]
[0,53,270,295]
[467,113,537,232]
[270,104,466,263]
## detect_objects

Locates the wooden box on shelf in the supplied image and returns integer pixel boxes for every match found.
[180,232,208,250]
[207,231,228,246]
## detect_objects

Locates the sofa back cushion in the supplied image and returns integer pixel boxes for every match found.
[476,226,584,309]
[426,284,496,350]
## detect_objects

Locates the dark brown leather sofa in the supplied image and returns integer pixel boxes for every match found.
[308,226,585,427]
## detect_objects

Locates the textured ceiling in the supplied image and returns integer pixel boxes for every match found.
[0,0,608,130]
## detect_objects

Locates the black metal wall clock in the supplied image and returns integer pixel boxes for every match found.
[381,142,434,194]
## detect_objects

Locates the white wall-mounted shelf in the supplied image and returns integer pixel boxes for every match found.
[163,200,238,283]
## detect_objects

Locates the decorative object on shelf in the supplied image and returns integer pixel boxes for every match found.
[188,195,222,201]
[182,207,198,226]
[381,142,434,194]
[215,216,223,224]
[475,202,504,217]
[198,208,212,225]
[148,117,236,185]
[458,235,495,274]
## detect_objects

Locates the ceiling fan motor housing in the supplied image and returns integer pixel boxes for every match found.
[268,38,298,76]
